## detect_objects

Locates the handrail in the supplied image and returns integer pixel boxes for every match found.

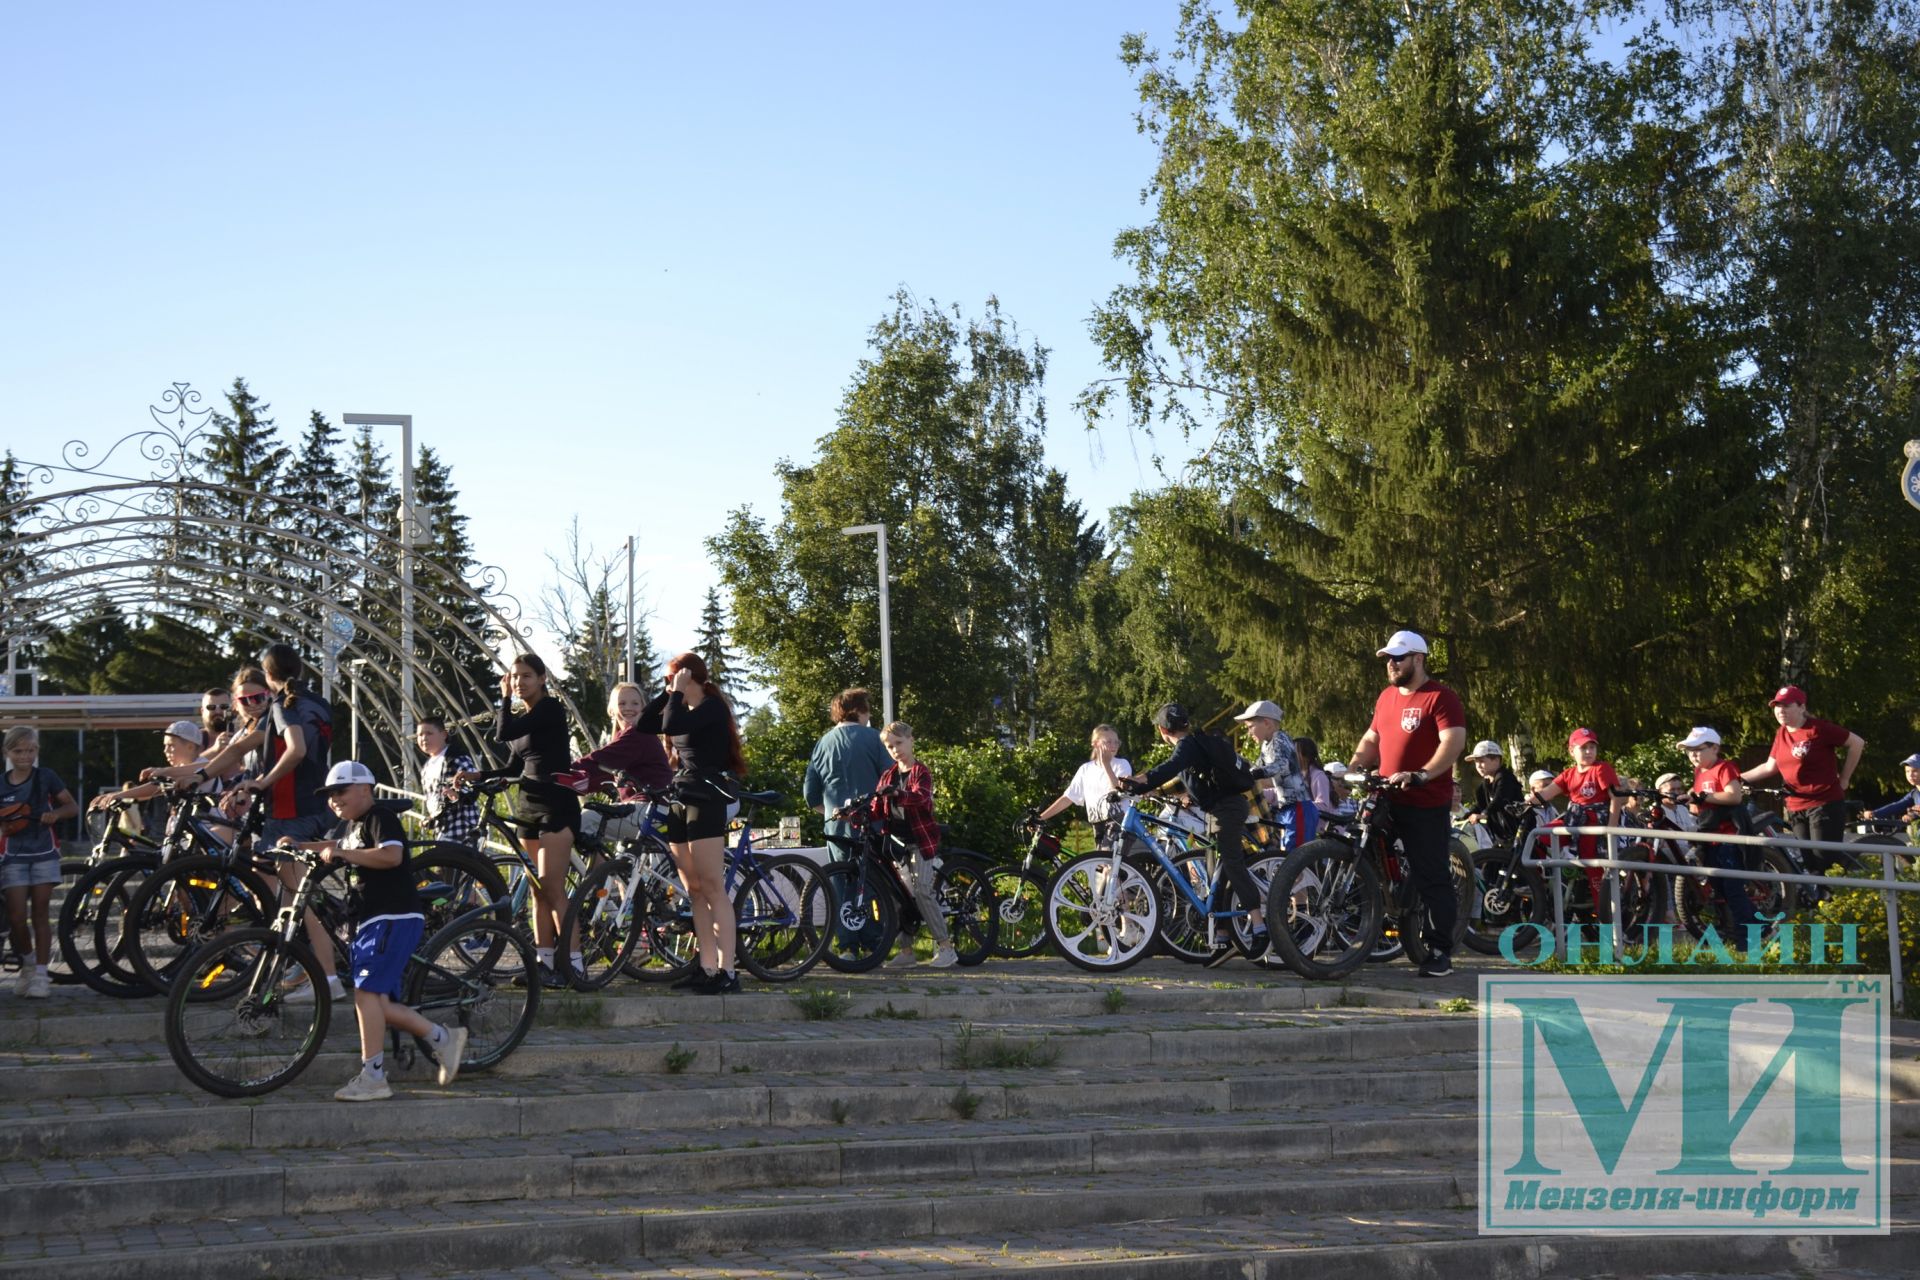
[1517,823,1913,1011]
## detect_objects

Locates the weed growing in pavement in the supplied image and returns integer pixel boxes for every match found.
[866,1001,921,1020]
[1334,989,1370,1008]
[1101,988,1127,1014]
[731,1064,753,1074]
[952,1022,1059,1069]
[547,996,610,1028]
[1437,997,1474,1014]
[662,1043,697,1074]
[950,1085,984,1120]
[790,989,851,1021]
[829,1099,851,1125]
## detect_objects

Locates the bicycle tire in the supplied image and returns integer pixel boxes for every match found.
[164,929,330,1098]
[1399,844,1474,966]
[1147,853,1217,963]
[1464,846,1544,956]
[410,843,511,935]
[1266,838,1383,981]
[1671,846,1798,941]
[983,864,1048,958]
[405,917,539,1072]
[124,857,277,995]
[1227,853,1287,965]
[1042,851,1157,973]
[819,861,899,974]
[559,856,642,991]
[60,855,157,998]
[619,843,684,980]
[637,851,701,982]
[936,859,998,966]
[735,855,830,983]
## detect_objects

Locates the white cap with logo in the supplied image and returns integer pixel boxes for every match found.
[163,720,206,747]
[1676,726,1722,749]
[1467,739,1503,760]
[1376,630,1428,658]
[317,760,377,795]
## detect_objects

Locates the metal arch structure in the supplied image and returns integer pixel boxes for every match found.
[0,382,582,784]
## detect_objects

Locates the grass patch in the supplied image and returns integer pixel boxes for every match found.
[829,1099,851,1125]
[546,995,609,1028]
[1334,989,1370,1008]
[952,1022,1060,1069]
[865,1000,921,1021]
[1100,988,1127,1015]
[1437,997,1474,1015]
[950,1085,985,1120]
[789,989,852,1021]
[731,1063,753,1074]
[662,1043,697,1073]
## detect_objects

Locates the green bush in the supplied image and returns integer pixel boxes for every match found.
[1815,855,1920,997]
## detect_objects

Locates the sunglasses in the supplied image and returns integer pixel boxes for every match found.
[237,691,270,705]
[1384,654,1416,665]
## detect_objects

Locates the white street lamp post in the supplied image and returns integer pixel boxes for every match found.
[840,524,893,726]
[343,413,416,787]
[625,535,637,684]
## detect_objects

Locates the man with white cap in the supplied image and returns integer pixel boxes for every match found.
[1233,700,1315,850]
[1678,726,1761,939]
[1345,630,1467,977]
[1740,686,1864,875]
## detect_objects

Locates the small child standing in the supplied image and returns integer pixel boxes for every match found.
[293,761,467,1101]
[1,726,79,999]
[875,723,958,969]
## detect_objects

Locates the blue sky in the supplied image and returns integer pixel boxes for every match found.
[1,1,1192,673]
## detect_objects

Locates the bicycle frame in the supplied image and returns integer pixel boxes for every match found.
[1114,802,1246,948]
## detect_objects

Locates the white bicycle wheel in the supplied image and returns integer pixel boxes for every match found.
[1043,852,1158,973]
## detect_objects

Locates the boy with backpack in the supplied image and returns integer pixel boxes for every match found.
[1119,703,1263,963]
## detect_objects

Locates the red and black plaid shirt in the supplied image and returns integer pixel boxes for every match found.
[876,760,940,858]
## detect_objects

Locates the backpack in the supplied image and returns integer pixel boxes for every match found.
[1198,733,1257,798]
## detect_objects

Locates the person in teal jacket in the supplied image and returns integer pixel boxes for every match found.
[804,688,894,847]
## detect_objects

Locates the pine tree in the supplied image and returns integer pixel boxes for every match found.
[40,595,131,695]
[342,425,401,731]
[559,584,626,744]
[197,378,290,651]
[412,445,494,709]
[694,587,740,698]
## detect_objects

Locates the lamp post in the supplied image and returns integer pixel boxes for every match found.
[348,658,370,764]
[625,534,637,684]
[840,524,893,726]
[343,412,416,786]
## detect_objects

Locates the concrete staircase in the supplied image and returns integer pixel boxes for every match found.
[0,960,1912,1279]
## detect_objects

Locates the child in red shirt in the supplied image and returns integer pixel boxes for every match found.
[1677,725,1760,937]
[1531,728,1624,916]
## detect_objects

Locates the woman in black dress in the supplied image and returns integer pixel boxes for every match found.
[460,653,578,989]
[654,652,747,993]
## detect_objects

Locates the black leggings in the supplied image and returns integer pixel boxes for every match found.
[1789,802,1850,875]
[1393,804,1458,956]
[1206,793,1264,919]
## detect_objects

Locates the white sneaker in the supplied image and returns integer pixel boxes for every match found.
[435,1026,469,1087]
[13,968,31,998]
[885,947,919,968]
[334,1068,393,1102]
[24,972,51,999]
[928,947,959,969]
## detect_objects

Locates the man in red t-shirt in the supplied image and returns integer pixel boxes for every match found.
[1346,630,1467,977]
[1531,729,1625,916]
[1740,685,1865,874]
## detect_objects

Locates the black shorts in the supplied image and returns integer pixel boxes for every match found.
[516,786,581,842]
[665,797,728,843]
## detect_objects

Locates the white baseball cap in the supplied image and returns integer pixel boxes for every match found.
[317,760,377,795]
[1676,726,1721,749]
[163,720,206,747]
[1527,769,1554,787]
[1376,630,1429,658]
[1467,739,1503,760]
[1654,772,1684,792]
[1232,700,1285,723]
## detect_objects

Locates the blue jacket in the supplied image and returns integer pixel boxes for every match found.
[804,723,894,841]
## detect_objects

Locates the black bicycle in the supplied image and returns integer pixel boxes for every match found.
[819,790,998,972]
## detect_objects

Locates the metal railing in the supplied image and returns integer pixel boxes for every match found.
[1519,824,1915,1009]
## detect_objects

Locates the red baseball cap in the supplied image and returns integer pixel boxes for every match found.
[1567,727,1598,749]
[1770,685,1807,706]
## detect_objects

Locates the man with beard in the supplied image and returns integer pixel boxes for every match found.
[1344,630,1467,977]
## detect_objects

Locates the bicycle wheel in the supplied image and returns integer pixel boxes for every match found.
[1148,853,1217,962]
[405,917,539,1072]
[1043,851,1157,973]
[164,929,329,1098]
[1400,844,1475,966]
[1228,854,1287,965]
[124,857,276,995]
[936,859,997,966]
[638,857,701,982]
[819,861,899,973]
[1266,838,1383,981]
[1465,847,1544,956]
[984,864,1048,958]
[735,855,830,982]
[410,843,511,935]
[60,855,157,998]
[619,843,682,980]
[559,855,642,991]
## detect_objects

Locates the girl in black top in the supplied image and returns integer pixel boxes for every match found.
[459,653,579,988]
[658,651,747,994]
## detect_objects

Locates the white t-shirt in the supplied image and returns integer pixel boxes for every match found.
[1064,758,1133,823]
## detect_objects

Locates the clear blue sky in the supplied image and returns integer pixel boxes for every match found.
[1,1,1191,675]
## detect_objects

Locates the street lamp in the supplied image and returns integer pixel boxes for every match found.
[625,534,637,684]
[343,412,418,787]
[840,524,893,726]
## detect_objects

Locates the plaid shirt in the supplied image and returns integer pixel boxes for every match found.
[876,760,940,858]
[421,750,480,847]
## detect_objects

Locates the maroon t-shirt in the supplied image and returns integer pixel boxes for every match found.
[1770,717,1852,811]
[1370,680,1466,809]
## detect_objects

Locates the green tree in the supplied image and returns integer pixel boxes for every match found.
[694,586,741,699]
[196,378,289,649]
[1085,0,1760,745]
[711,292,1064,742]
[0,451,40,687]
[39,595,131,695]
[412,444,495,708]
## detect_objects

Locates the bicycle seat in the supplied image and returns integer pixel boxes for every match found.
[586,801,636,819]
[737,789,782,806]
[375,797,415,816]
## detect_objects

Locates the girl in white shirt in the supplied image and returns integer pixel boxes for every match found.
[1038,725,1133,840]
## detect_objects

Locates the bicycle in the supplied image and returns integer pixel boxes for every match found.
[1667,788,1801,941]
[983,812,1067,959]
[1264,772,1473,980]
[818,791,998,972]
[164,847,538,1098]
[1461,799,1547,956]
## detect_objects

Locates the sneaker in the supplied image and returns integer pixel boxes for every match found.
[333,1068,393,1102]
[885,947,920,968]
[538,964,569,991]
[1203,945,1237,969]
[434,1026,469,1087]
[25,972,51,999]
[14,968,33,997]
[670,967,712,991]
[283,976,343,1004]
[699,969,740,995]
[1417,953,1454,978]
[927,946,958,969]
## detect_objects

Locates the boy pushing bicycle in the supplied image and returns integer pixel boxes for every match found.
[288,761,467,1102]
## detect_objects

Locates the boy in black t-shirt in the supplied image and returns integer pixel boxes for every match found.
[291,761,466,1102]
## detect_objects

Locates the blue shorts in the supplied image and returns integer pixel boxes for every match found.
[350,915,424,998]
[1275,801,1319,851]
[0,852,62,891]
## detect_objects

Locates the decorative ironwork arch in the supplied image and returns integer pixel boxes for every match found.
[0,382,580,783]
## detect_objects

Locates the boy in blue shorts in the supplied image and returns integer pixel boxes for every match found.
[292,761,466,1101]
